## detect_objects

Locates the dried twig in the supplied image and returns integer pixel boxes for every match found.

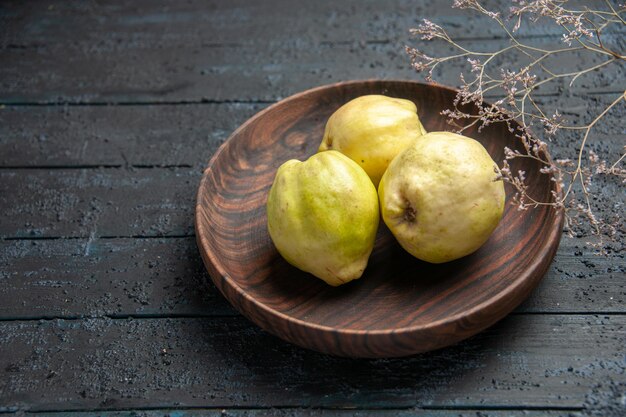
[407,0,625,249]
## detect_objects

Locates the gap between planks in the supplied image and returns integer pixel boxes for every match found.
[0,86,623,107]
[0,99,275,106]
[1,234,196,241]
[0,312,623,323]
[0,164,195,170]
[0,404,586,414]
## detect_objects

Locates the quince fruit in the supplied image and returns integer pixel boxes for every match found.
[267,150,379,286]
[318,95,427,187]
[378,131,505,263]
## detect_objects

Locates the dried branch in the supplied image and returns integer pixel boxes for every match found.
[407,0,626,250]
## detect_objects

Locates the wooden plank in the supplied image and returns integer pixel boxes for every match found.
[1,35,623,103]
[517,237,626,313]
[2,40,622,104]
[0,168,198,238]
[0,235,623,320]
[0,0,593,49]
[0,94,623,168]
[0,315,624,410]
[0,103,263,167]
[0,237,235,320]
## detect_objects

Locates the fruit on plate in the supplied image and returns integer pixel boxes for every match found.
[266,150,380,286]
[318,95,427,187]
[378,131,505,264]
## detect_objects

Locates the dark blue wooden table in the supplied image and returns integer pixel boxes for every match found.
[1,1,624,416]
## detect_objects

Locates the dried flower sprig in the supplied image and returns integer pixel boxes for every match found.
[407,0,626,249]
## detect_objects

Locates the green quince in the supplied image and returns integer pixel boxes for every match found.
[379,131,505,264]
[267,150,379,286]
[318,95,427,187]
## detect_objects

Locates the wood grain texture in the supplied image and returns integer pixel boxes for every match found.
[195,80,565,357]
[0,315,624,411]
[0,238,235,320]
[0,168,198,238]
[0,103,263,167]
[2,39,621,104]
[1,0,623,104]
[0,0,584,48]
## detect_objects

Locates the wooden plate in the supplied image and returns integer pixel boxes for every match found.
[195,80,564,358]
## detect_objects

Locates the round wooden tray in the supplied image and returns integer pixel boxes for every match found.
[195,80,564,358]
